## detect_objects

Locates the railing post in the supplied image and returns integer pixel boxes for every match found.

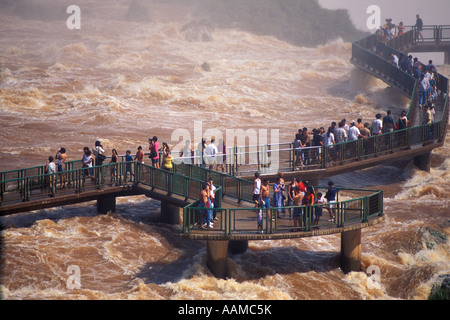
[363,197,369,223]
[337,202,344,228]
[234,146,238,175]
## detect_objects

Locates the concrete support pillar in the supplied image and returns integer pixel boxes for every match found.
[414,152,431,173]
[97,196,116,214]
[228,240,248,255]
[340,229,361,274]
[445,51,450,65]
[206,240,229,279]
[160,201,183,225]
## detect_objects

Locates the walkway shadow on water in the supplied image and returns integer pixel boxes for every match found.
[135,246,341,285]
[0,197,162,230]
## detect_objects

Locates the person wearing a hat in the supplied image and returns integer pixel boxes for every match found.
[348,121,363,141]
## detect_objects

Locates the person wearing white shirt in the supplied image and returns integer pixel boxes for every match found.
[348,121,361,141]
[390,53,399,68]
[204,138,218,169]
[372,114,383,135]
[92,140,105,166]
[46,156,56,194]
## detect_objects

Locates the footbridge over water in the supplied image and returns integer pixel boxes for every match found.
[1,27,448,278]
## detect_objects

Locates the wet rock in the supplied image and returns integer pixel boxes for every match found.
[201,62,211,72]
[181,19,213,42]
[429,274,450,300]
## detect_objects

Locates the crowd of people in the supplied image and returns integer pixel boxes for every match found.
[290,107,420,168]
[194,170,338,232]
[43,136,176,190]
[375,15,440,109]
[375,14,424,45]
[250,171,337,233]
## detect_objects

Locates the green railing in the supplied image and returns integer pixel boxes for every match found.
[182,186,384,236]
[136,162,222,208]
[0,161,222,209]
[176,163,383,236]
[0,162,135,203]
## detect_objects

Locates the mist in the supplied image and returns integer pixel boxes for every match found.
[1,0,368,47]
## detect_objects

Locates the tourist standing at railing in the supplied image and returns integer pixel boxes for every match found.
[286,177,297,218]
[324,127,335,162]
[312,128,324,163]
[125,150,134,182]
[390,53,399,68]
[180,140,193,165]
[424,69,434,102]
[341,119,349,133]
[324,181,336,222]
[397,111,409,130]
[45,156,56,195]
[356,119,364,131]
[260,179,271,220]
[382,110,395,134]
[217,139,226,173]
[208,178,217,221]
[292,185,303,231]
[334,122,347,143]
[55,147,67,189]
[110,149,119,184]
[427,60,439,86]
[419,74,430,107]
[294,133,304,168]
[82,147,93,179]
[161,144,173,172]
[199,182,213,229]
[300,128,311,165]
[348,121,363,141]
[196,138,206,168]
[398,22,405,36]
[406,55,414,76]
[92,141,105,167]
[149,136,160,168]
[253,172,261,208]
[314,192,326,227]
[301,186,315,226]
[134,146,144,164]
[372,114,383,135]
[204,138,218,170]
[360,123,371,138]
[92,141,105,181]
[413,57,422,79]
[273,177,285,218]
[256,201,264,234]
[415,15,424,42]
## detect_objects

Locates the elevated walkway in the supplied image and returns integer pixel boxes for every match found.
[1,27,448,278]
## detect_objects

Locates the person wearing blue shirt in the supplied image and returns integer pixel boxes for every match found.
[325,181,337,222]
[125,150,134,182]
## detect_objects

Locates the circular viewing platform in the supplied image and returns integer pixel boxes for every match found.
[181,187,385,241]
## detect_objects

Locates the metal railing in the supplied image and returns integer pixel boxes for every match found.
[182,186,384,236]
[0,161,222,210]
